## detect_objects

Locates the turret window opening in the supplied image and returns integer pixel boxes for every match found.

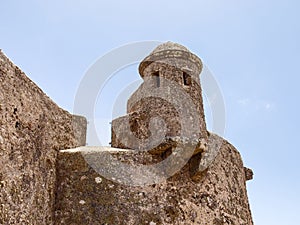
[153,71,160,87]
[183,72,191,86]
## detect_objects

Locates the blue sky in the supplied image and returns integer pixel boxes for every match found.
[1,0,300,224]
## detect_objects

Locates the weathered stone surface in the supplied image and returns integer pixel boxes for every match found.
[1,41,253,225]
[112,42,207,151]
[72,115,87,147]
[0,50,86,225]
[105,42,253,224]
[244,167,254,181]
[55,136,253,225]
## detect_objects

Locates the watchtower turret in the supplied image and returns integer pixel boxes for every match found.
[112,42,207,154]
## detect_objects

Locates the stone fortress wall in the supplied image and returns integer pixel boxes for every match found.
[0,50,86,224]
[0,43,254,225]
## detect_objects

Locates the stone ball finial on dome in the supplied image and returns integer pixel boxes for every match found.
[138,41,203,78]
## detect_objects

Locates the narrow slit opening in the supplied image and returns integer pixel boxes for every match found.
[183,72,191,86]
[153,71,160,87]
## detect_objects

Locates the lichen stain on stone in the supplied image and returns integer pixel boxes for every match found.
[95,177,102,184]
[79,200,86,205]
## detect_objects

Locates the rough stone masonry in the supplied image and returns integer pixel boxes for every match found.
[0,50,86,225]
[56,42,254,224]
[1,42,254,225]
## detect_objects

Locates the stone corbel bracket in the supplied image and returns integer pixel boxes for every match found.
[146,132,223,182]
[190,133,222,181]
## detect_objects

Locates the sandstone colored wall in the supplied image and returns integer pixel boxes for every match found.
[55,135,253,225]
[0,51,86,225]
[112,42,208,151]
[0,46,253,225]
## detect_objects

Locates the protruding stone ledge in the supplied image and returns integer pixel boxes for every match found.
[244,167,254,181]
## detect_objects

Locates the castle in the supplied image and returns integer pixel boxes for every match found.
[0,42,254,224]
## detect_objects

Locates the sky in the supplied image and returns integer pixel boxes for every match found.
[1,0,300,224]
